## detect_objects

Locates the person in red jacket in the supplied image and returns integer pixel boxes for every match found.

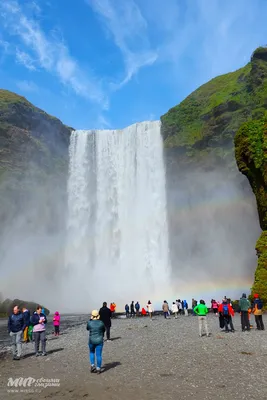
[218,299,235,332]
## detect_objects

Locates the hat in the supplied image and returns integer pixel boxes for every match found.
[254,294,259,298]
[91,310,100,319]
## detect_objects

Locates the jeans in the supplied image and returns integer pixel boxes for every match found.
[10,331,22,357]
[255,315,265,330]
[54,326,60,334]
[198,316,209,336]
[89,343,103,369]
[34,331,46,353]
[241,311,250,331]
[164,311,168,318]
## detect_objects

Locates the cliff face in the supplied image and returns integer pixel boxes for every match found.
[161,47,267,303]
[161,47,267,171]
[0,89,72,234]
[235,115,267,303]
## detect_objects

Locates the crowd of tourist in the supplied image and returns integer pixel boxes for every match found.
[6,293,265,374]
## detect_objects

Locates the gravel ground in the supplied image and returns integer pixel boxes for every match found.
[0,314,266,400]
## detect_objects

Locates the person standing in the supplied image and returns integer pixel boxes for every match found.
[183,300,189,316]
[87,310,105,374]
[22,307,30,343]
[135,301,140,317]
[99,302,112,342]
[125,304,130,318]
[162,300,169,318]
[146,301,153,320]
[171,302,178,319]
[239,293,251,332]
[218,299,235,332]
[53,311,61,336]
[31,306,47,356]
[194,300,210,337]
[130,301,135,318]
[7,305,25,360]
[252,294,265,330]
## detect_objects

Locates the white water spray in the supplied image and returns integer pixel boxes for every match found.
[65,121,170,310]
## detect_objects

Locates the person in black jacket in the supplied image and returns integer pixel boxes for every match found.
[99,302,112,342]
[7,305,25,360]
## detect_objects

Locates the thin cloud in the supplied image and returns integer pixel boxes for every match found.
[0,0,108,107]
[87,0,158,88]
[15,48,36,71]
[16,79,39,92]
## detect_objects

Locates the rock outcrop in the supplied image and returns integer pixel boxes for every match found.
[161,46,267,303]
[235,115,267,303]
[0,89,72,235]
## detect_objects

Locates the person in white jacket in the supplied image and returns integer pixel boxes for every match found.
[171,302,178,319]
[146,301,153,320]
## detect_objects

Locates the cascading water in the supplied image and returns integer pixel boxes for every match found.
[65,121,171,310]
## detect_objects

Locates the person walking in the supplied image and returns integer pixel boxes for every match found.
[171,302,178,319]
[99,302,112,342]
[87,310,105,374]
[252,294,265,330]
[239,293,251,332]
[7,305,25,360]
[194,300,210,337]
[22,307,30,343]
[218,299,235,332]
[31,306,47,356]
[53,311,61,336]
[146,301,153,320]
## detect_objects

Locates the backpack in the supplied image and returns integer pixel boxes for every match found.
[223,304,229,316]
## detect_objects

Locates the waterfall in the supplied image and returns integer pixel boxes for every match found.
[65,121,170,309]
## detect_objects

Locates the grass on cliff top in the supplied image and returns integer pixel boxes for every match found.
[0,89,60,122]
[161,63,251,148]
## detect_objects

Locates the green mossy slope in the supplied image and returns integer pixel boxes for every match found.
[161,47,267,170]
[235,116,267,304]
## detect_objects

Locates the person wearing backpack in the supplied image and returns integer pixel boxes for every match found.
[218,299,235,332]
[252,294,265,330]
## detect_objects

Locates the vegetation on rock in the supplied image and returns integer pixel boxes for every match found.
[161,47,267,170]
[235,115,267,304]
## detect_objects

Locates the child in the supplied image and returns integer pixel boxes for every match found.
[53,311,60,336]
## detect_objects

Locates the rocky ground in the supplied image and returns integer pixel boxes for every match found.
[0,314,266,400]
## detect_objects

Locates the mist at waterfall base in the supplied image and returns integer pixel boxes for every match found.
[0,120,261,312]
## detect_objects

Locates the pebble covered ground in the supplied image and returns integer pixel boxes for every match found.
[0,314,267,400]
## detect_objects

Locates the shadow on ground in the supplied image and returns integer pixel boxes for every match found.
[103,361,121,372]
[22,347,64,359]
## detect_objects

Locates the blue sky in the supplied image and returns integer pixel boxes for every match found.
[0,0,267,129]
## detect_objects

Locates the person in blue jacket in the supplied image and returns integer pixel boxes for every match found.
[7,305,25,360]
[87,310,105,374]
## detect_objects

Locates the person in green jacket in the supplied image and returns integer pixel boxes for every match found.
[194,300,210,337]
[86,310,105,374]
[239,293,251,331]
